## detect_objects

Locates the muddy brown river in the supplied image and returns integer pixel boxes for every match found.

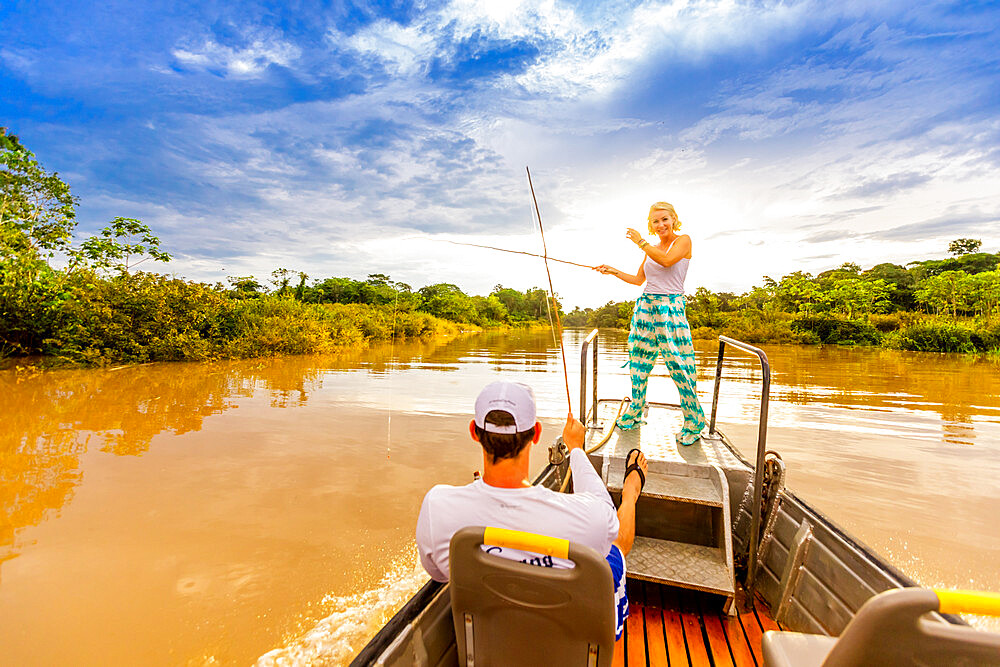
[1,329,998,664]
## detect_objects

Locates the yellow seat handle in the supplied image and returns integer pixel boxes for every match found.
[936,589,1000,616]
[483,527,570,559]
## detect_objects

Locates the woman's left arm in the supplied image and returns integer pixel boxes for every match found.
[627,229,691,267]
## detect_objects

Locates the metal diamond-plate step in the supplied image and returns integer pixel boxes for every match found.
[627,536,735,596]
[605,459,723,507]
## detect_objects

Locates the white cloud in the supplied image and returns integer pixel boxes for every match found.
[505,0,817,99]
[337,20,436,78]
[172,32,300,78]
[324,0,824,103]
[0,48,35,76]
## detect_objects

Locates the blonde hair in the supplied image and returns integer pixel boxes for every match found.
[647,202,682,234]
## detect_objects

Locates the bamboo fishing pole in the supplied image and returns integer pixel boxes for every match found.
[526,167,573,415]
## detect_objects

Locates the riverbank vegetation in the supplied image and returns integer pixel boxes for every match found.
[1,129,557,366]
[565,240,1000,355]
[5,128,997,364]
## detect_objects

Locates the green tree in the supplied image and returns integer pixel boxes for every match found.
[774,271,821,313]
[473,294,509,324]
[489,285,557,321]
[562,306,592,327]
[864,263,915,311]
[1,132,78,263]
[715,291,740,312]
[491,285,527,319]
[418,283,479,323]
[822,278,894,318]
[362,273,400,305]
[73,217,172,274]
[270,268,293,297]
[1,131,171,357]
[309,276,361,304]
[586,300,632,329]
[0,127,25,152]
[949,238,982,256]
[227,275,263,299]
[966,270,1000,317]
[817,262,860,278]
[915,271,971,317]
[909,253,998,278]
[739,283,776,311]
[1,132,79,355]
[687,287,725,327]
[293,272,308,301]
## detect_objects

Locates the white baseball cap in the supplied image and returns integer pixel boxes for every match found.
[474,381,536,434]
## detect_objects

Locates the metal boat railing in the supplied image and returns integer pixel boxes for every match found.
[579,329,599,427]
[709,335,771,590]
[578,329,771,588]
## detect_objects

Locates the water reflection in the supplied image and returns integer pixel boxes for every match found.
[0,334,482,567]
[1,330,998,664]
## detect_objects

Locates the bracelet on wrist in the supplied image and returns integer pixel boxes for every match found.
[638,240,649,248]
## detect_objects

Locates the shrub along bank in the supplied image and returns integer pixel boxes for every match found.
[3,269,466,366]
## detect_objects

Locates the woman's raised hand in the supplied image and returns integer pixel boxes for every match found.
[625,228,643,244]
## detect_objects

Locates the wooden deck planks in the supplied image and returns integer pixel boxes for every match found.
[698,595,736,667]
[626,581,648,667]
[626,601,647,666]
[674,589,712,667]
[620,581,775,667]
[613,629,626,667]
[738,600,766,666]
[659,586,690,666]
[720,609,758,667]
[641,583,670,667]
[754,596,782,633]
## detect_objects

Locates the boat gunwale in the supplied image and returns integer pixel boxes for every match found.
[709,427,969,628]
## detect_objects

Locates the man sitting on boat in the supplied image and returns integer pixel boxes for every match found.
[415,380,647,640]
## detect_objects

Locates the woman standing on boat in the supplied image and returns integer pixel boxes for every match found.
[594,202,706,445]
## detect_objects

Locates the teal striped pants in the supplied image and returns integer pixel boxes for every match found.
[617,294,706,445]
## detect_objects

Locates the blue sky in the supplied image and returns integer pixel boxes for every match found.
[3,0,999,307]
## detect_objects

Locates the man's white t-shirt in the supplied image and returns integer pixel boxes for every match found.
[416,448,619,582]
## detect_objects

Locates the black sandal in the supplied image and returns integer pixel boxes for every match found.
[623,448,645,492]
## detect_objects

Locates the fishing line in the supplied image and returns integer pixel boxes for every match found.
[440,240,596,270]
[526,167,573,414]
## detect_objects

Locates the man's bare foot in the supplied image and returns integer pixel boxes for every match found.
[614,449,647,557]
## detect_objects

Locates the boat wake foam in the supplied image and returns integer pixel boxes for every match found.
[256,549,429,666]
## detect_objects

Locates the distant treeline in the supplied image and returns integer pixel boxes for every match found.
[238,270,559,326]
[0,128,558,366]
[1,266,556,366]
[564,240,1000,355]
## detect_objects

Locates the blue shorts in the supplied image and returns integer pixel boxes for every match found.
[606,545,628,640]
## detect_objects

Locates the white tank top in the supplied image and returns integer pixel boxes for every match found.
[643,240,689,295]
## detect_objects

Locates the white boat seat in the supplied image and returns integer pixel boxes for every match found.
[449,526,616,667]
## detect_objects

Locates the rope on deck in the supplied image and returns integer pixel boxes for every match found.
[558,398,629,493]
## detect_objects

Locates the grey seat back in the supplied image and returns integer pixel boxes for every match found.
[449,525,615,667]
[762,587,1000,666]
